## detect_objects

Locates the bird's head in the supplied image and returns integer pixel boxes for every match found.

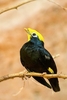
[24,28,44,43]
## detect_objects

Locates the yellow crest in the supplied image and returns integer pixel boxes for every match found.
[24,28,44,42]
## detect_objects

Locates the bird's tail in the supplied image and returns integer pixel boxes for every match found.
[48,78,60,92]
[33,76,51,89]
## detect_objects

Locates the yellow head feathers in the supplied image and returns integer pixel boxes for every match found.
[24,28,44,42]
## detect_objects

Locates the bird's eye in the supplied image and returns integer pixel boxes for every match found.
[32,33,37,37]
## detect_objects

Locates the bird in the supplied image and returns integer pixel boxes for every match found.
[20,28,60,92]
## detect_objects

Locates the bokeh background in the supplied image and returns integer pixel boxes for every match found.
[0,0,67,100]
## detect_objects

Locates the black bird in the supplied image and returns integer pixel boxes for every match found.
[20,28,60,92]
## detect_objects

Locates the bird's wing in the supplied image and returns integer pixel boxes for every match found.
[39,48,57,74]
[39,48,60,92]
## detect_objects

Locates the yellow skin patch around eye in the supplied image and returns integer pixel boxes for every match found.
[48,67,54,74]
[24,28,44,42]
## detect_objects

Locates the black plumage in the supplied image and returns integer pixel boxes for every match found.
[20,33,60,92]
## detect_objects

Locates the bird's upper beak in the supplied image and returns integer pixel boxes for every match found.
[24,28,32,36]
[24,28,32,41]
[24,28,28,33]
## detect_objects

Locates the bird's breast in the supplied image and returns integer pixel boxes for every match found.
[20,44,45,72]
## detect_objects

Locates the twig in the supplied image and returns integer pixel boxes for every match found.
[48,0,67,11]
[0,70,27,82]
[13,87,23,96]
[26,72,67,79]
[0,0,67,14]
[0,71,67,83]
[0,0,36,14]
[53,54,60,59]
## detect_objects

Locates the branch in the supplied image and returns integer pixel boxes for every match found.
[0,54,61,82]
[47,0,67,11]
[53,54,60,59]
[0,0,67,14]
[0,0,36,14]
[0,70,27,82]
[0,71,67,82]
